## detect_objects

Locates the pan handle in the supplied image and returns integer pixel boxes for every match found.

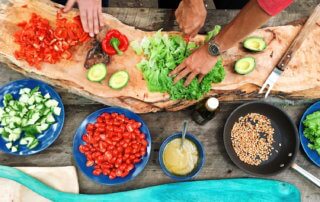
[291,163,320,188]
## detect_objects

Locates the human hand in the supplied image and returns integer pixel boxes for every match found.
[169,44,218,86]
[64,0,104,37]
[175,0,207,37]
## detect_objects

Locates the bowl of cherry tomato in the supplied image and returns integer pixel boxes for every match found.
[73,107,151,185]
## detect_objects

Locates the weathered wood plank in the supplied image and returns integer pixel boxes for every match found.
[0,103,319,201]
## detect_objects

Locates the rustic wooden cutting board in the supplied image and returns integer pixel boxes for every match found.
[0,0,319,113]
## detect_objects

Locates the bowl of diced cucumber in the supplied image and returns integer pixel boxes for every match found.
[0,79,65,155]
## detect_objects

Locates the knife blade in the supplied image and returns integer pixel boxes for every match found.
[259,4,320,98]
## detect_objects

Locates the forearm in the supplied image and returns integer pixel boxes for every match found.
[214,0,271,52]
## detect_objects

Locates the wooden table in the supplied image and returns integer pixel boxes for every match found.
[0,1,320,201]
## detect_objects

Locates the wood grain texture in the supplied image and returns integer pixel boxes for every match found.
[0,103,319,201]
[1,0,320,114]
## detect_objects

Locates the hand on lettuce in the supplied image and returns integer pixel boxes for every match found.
[64,0,104,37]
[169,43,218,86]
[175,0,207,37]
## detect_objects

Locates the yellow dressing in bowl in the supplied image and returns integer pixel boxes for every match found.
[163,138,199,175]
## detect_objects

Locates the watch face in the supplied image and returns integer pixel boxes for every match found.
[209,43,220,56]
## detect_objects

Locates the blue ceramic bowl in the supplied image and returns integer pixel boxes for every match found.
[299,101,320,167]
[73,107,152,185]
[0,79,65,155]
[159,133,205,181]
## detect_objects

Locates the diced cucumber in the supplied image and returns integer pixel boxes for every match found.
[27,96,35,105]
[46,114,55,124]
[8,122,15,129]
[5,142,12,149]
[44,93,51,99]
[12,128,21,135]
[20,137,35,146]
[36,104,44,110]
[45,99,59,108]
[9,110,16,116]
[27,112,40,125]
[38,123,49,132]
[23,125,41,135]
[28,139,39,149]
[43,108,51,116]
[11,145,18,152]
[28,105,36,110]
[0,108,4,119]
[8,133,20,142]
[20,88,31,94]
[53,107,61,116]
[0,87,61,153]
[19,94,29,103]
[35,96,43,103]
[4,94,13,102]
[20,138,28,145]
[9,100,15,106]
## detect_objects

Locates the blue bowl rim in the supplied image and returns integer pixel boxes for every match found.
[299,101,320,167]
[0,78,65,156]
[72,106,152,185]
[158,132,205,181]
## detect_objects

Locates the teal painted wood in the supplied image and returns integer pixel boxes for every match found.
[0,165,300,202]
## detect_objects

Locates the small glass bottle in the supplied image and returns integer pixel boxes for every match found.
[191,97,219,125]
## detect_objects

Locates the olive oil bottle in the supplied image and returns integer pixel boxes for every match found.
[191,97,219,125]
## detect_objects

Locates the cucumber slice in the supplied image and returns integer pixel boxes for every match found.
[243,37,266,52]
[5,142,12,149]
[234,57,256,75]
[39,123,49,131]
[87,63,107,82]
[27,138,39,149]
[53,107,61,116]
[19,94,29,103]
[108,70,129,90]
[45,99,59,108]
[44,93,51,99]
[11,145,18,152]
[27,112,41,125]
[8,133,20,142]
[46,114,55,124]
[20,138,28,145]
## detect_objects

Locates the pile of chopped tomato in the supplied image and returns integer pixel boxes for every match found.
[14,12,89,68]
[79,112,148,179]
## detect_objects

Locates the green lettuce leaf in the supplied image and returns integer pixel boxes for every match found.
[134,28,225,100]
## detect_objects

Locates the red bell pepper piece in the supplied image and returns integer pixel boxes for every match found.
[101,29,129,56]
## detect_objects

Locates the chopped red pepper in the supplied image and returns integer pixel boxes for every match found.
[13,11,89,68]
[101,29,129,56]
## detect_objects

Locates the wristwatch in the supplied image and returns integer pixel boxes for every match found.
[208,40,222,56]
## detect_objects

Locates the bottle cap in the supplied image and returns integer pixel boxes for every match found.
[205,97,219,111]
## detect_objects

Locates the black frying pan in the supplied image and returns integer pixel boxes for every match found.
[224,101,320,187]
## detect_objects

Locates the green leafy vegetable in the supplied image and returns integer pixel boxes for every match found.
[303,111,320,155]
[134,28,225,100]
[205,25,222,42]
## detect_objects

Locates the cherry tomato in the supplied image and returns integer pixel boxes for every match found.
[79,112,147,180]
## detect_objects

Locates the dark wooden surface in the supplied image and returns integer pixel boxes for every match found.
[0,0,320,201]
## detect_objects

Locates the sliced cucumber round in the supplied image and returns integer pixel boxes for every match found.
[243,36,266,52]
[108,70,129,90]
[87,63,107,82]
[234,57,256,75]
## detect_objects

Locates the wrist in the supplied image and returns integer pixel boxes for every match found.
[210,35,227,53]
[183,0,204,6]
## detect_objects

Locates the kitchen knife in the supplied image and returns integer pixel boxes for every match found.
[259,4,320,98]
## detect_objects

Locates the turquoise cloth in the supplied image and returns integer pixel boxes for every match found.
[0,165,300,202]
